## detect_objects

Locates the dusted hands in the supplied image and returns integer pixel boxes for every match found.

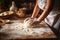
[23,17,40,28]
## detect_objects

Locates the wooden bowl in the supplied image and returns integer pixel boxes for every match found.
[0,11,14,19]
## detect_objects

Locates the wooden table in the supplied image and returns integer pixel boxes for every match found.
[0,16,56,40]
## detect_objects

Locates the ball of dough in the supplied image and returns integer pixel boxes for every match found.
[23,18,34,28]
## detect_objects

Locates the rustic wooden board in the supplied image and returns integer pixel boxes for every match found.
[0,19,56,40]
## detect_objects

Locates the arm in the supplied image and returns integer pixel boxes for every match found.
[37,0,53,23]
[31,2,41,18]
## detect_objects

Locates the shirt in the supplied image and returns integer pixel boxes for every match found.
[37,0,60,26]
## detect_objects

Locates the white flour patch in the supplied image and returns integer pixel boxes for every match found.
[0,22,55,40]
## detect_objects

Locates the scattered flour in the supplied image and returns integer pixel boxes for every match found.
[0,21,55,40]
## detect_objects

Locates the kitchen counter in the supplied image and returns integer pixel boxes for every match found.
[0,17,56,40]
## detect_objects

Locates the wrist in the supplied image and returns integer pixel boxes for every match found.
[31,15,36,18]
[31,16,34,19]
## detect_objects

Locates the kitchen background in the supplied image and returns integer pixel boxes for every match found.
[0,0,36,14]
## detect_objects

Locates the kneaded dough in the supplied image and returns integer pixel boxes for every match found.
[23,18,38,28]
[23,18,33,28]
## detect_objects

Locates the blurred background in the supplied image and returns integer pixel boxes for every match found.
[0,0,36,14]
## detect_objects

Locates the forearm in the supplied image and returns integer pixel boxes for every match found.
[37,8,51,22]
[31,3,40,18]
[37,0,53,22]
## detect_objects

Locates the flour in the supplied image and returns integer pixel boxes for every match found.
[0,20,55,40]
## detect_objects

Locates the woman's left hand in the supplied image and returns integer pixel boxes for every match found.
[24,17,40,28]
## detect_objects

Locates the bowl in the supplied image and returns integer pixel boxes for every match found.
[0,11,14,19]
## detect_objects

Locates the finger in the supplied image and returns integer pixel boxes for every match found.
[24,18,30,23]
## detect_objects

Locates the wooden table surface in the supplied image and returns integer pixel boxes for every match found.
[0,16,56,40]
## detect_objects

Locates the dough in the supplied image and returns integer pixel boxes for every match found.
[23,18,37,28]
[23,18,33,28]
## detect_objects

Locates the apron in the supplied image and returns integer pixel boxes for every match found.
[37,0,60,30]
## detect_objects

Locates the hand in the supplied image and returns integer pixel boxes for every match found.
[24,17,34,28]
[32,21,40,25]
[24,17,40,28]
[24,17,32,23]
[24,17,39,24]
